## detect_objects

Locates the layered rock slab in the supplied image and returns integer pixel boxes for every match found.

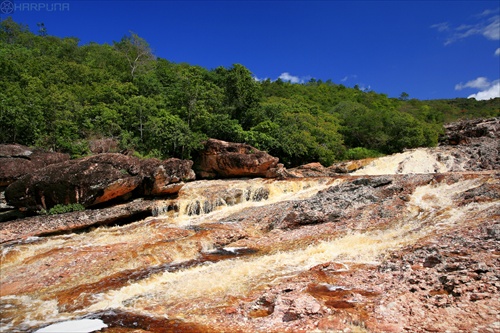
[0,172,498,333]
[0,199,154,244]
[5,154,195,211]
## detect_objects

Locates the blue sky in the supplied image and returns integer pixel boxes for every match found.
[2,0,499,100]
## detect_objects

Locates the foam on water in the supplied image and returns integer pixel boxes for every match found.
[35,319,107,333]
[2,173,497,331]
[152,177,339,227]
[82,179,496,315]
[353,149,457,175]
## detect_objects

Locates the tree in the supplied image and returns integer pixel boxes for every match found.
[37,22,47,37]
[214,64,261,128]
[143,110,203,159]
[114,32,155,78]
[399,92,409,101]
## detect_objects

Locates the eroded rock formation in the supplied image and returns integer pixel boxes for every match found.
[1,118,499,333]
[0,199,153,244]
[1,171,497,333]
[194,139,279,178]
[5,154,195,211]
[0,144,70,187]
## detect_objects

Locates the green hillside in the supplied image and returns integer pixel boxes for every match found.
[1,18,498,166]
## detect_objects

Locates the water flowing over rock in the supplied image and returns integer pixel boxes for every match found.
[354,117,500,175]
[1,118,499,333]
[0,199,154,244]
[4,154,195,211]
[0,144,70,187]
[194,139,280,178]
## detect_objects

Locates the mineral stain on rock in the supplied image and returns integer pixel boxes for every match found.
[1,117,499,333]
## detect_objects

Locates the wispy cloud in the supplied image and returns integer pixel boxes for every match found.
[476,8,500,18]
[456,77,500,100]
[340,74,357,83]
[432,8,500,45]
[430,22,450,32]
[495,48,500,56]
[455,77,490,90]
[482,15,500,40]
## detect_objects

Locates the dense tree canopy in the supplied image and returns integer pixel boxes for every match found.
[1,18,498,165]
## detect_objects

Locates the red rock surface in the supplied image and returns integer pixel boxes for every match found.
[194,139,279,178]
[4,154,195,211]
[0,199,154,244]
[1,118,499,333]
[0,144,70,186]
[1,171,498,333]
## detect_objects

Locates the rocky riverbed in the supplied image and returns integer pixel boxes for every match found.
[0,117,499,333]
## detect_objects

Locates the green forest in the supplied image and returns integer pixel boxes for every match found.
[1,18,498,166]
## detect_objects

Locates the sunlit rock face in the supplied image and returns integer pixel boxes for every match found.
[1,118,499,333]
[194,139,279,178]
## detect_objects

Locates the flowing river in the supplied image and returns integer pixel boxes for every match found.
[1,166,498,332]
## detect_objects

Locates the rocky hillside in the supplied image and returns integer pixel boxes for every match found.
[0,117,498,333]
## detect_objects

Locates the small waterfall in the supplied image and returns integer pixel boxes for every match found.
[152,178,337,219]
[84,178,497,316]
[2,171,497,332]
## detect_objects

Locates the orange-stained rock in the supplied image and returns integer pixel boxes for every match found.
[194,139,279,178]
[140,158,196,196]
[5,154,195,211]
[0,199,154,244]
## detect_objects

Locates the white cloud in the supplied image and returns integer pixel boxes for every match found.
[277,72,312,84]
[455,77,490,90]
[495,48,500,56]
[340,74,357,83]
[253,75,268,82]
[358,84,371,92]
[278,72,301,83]
[483,16,500,40]
[456,77,500,100]
[433,9,500,45]
[468,81,500,100]
[476,8,500,18]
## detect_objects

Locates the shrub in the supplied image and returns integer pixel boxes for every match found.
[344,147,383,160]
[47,203,86,215]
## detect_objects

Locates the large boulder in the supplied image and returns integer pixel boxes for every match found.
[139,158,196,196]
[194,139,279,178]
[439,117,500,171]
[0,144,70,186]
[5,154,195,212]
[440,117,499,145]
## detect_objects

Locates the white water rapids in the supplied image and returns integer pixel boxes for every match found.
[1,149,498,332]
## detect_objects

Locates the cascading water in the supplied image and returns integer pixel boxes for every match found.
[352,148,464,175]
[151,178,338,226]
[1,168,498,332]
